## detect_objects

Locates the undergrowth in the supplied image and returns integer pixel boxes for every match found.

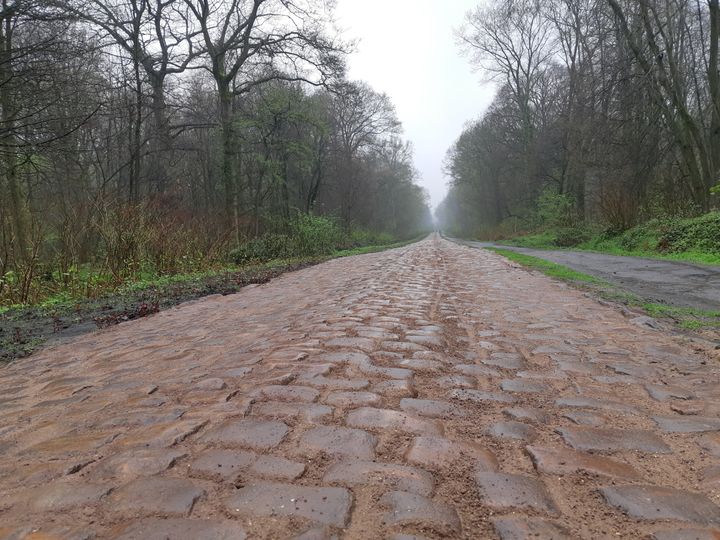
[1,211,420,309]
[499,212,720,266]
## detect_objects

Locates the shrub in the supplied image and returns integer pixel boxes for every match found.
[228,214,401,264]
[294,214,345,256]
[553,227,591,247]
[537,188,576,228]
[612,212,720,254]
[349,229,393,248]
[229,233,295,264]
[658,212,720,253]
[617,219,663,251]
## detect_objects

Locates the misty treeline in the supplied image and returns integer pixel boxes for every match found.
[438,0,720,236]
[0,0,431,303]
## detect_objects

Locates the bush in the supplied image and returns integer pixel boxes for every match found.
[294,215,345,256]
[618,219,663,251]
[349,229,393,248]
[537,188,576,228]
[229,214,401,264]
[657,212,720,253]
[553,227,591,247]
[229,233,296,264]
[611,212,720,254]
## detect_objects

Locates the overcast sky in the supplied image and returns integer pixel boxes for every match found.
[333,0,496,210]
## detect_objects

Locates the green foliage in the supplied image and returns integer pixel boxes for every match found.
[229,215,397,264]
[294,215,346,255]
[349,229,394,248]
[488,249,603,284]
[502,231,556,248]
[499,212,720,265]
[229,234,297,264]
[642,303,720,330]
[505,228,590,248]
[537,188,576,228]
[616,220,662,251]
[611,213,720,255]
[656,212,720,253]
[334,235,425,257]
[553,227,591,247]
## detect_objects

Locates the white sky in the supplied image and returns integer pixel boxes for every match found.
[333,0,496,209]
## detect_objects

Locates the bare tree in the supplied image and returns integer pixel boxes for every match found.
[183,0,344,234]
[66,0,201,195]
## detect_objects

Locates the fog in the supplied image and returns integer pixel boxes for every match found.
[334,0,496,209]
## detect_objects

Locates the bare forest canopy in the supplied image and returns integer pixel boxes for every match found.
[437,0,720,237]
[0,0,433,304]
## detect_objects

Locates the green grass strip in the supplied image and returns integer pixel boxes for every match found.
[487,248,604,284]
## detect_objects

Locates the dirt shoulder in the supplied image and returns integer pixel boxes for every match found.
[1,237,427,363]
[0,260,321,363]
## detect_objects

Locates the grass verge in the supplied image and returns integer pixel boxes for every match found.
[488,248,604,284]
[489,248,720,333]
[1,236,423,362]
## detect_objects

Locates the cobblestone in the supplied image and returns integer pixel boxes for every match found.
[380,490,461,534]
[600,485,720,525]
[324,391,381,407]
[115,518,247,540]
[559,426,672,453]
[2,235,719,538]
[106,477,203,516]
[299,426,377,460]
[225,483,353,527]
[255,385,320,403]
[26,482,112,512]
[346,407,442,436]
[324,461,435,496]
[202,419,289,450]
[487,421,538,442]
[527,445,641,479]
[492,517,570,540]
[654,416,720,433]
[399,398,462,418]
[251,401,334,423]
[476,472,560,514]
[405,436,498,470]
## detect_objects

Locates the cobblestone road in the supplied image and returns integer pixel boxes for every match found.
[1,235,720,539]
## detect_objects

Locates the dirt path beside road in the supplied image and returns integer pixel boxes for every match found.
[461,240,720,312]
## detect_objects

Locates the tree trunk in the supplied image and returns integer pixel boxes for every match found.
[0,7,28,261]
[148,74,170,193]
[708,0,720,193]
[218,82,236,223]
[130,53,142,202]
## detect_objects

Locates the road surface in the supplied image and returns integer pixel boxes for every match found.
[1,235,719,539]
[460,239,720,312]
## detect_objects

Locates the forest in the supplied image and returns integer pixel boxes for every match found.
[438,0,720,260]
[0,0,432,306]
